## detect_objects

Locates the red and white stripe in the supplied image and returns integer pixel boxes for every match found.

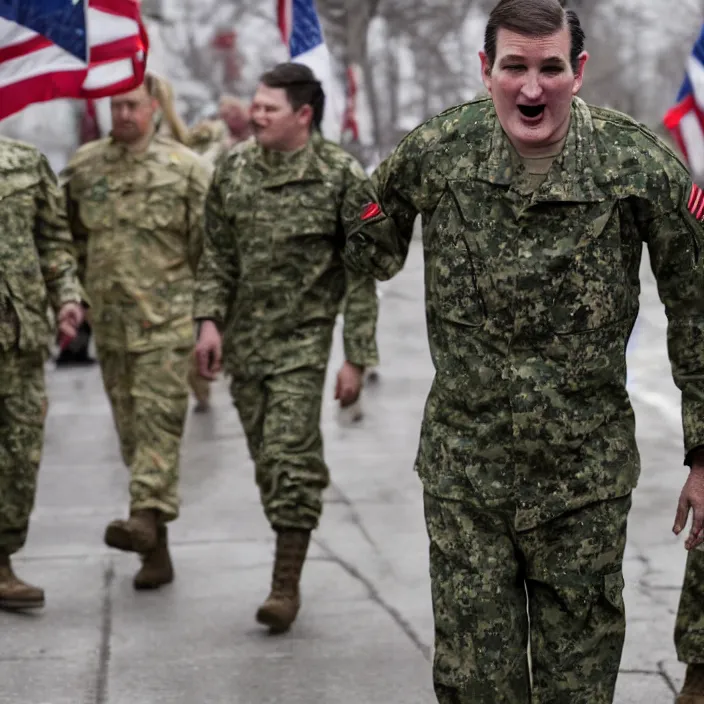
[277,0,293,48]
[0,0,148,121]
[688,183,704,221]
[665,93,704,174]
[343,64,360,142]
[665,53,704,176]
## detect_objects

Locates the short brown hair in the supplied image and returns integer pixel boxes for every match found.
[259,63,325,131]
[484,0,585,73]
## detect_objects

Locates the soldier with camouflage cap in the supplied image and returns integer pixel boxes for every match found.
[194,63,379,633]
[342,0,704,701]
[0,138,84,610]
[62,73,211,591]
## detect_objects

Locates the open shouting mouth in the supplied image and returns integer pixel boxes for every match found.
[517,104,546,121]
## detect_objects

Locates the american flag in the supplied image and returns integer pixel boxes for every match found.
[664,23,704,177]
[0,0,148,121]
[277,0,342,142]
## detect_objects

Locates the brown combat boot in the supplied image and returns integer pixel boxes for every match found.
[0,552,44,610]
[104,509,158,554]
[134,525,174,591]
[256,529,310,634]
[678,664,704,703]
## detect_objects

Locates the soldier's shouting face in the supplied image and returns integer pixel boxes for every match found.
[480,24,588,154]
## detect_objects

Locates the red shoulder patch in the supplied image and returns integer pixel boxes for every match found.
[688,183,704,221]
[361,202,381,221]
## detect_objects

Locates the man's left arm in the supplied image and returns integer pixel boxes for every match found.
[643,174,704,547]
[34,154,83,312]
[341,268,380,371]
[340,162,380,371]
[185,160,213,275]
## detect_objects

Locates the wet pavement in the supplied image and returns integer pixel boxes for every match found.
[0,239,693,703]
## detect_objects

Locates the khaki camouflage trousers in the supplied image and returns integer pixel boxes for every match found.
[424,492,630,704]
[675,547,704,663]
[98,345,190,521]
[0,350,46,555]
[230,367,329,531]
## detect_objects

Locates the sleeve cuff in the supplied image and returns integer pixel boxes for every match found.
[193,300,225,324]
[685,444,704,467]
[344,338,379,369]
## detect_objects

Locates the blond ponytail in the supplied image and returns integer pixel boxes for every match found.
[144,72,190,145]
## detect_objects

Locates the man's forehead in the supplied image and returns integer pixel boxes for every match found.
[253,84,290,107]
[112,85,149,103]
[494,26,571,61]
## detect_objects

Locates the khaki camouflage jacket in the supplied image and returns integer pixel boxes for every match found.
[62,133,211,352]
[344,96,704,530]
[194,131,379,376]
[0,137,82,353]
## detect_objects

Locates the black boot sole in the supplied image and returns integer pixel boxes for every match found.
[133,573,174,591]
[0,597,44,611]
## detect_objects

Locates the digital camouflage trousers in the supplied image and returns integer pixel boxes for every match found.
[675,546,704,663]
[424,492,631,704]
[0,350,47,555]
[230,367,329,532]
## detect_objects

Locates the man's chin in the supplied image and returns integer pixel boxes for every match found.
[254,134,274,149]
[510,119,555,144]
[112,129,138,142]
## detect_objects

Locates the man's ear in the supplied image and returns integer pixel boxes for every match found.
[572,51,589,95]
[298,104,314,129]
[479,51,492,93]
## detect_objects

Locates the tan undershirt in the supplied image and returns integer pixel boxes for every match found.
[517,135,567,193]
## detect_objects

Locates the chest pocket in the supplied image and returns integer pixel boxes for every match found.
[140,173,188,232]
[0,179,36,248]
[0,177,44,297]
[424,181,489,328]
[76,176,115,232]
[76,171,188,233]
[545,200,629,334]
[262,185,339,267]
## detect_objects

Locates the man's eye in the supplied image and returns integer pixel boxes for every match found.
[505,65,525,71]
[542,66,563,74]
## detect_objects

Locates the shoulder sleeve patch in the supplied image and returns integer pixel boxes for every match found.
[361,202,381,220]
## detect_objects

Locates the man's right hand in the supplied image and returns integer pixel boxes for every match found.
[674,463,704,550]
[195,320,222,380]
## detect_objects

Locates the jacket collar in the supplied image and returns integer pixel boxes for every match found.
[258,130,327,188]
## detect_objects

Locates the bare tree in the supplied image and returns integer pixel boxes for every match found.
[146,0,283,122]
[318,0,493,157]
[577,0,703,129]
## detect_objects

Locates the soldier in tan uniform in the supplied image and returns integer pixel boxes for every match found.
[0,138,84,610]
[62,73,211,590]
